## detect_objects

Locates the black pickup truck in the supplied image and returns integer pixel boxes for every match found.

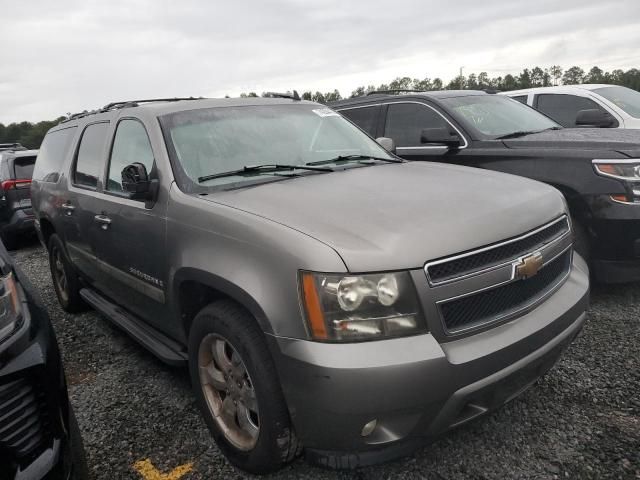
[331,90,640,283]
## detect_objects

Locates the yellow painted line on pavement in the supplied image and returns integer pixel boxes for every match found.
[133,459,194,480]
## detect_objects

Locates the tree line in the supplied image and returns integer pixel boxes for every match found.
[2,65,639,149]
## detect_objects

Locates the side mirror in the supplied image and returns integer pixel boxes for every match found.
[121,163,158,206]
[420,127,462,148]
[575,109,616,128]
[376,137,396,154]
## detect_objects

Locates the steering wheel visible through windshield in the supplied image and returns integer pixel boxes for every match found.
[160,103,394,188]
[441,95,561,139]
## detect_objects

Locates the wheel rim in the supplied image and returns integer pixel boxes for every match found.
[52,247,69,303]
[198,333,260,451]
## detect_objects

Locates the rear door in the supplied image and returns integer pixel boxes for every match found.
[92,117,169,329]
[62,121,111,282]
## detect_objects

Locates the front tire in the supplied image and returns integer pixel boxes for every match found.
[188,301,300,474]
[48,234,87,313]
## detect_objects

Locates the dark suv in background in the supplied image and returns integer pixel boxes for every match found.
[0,145,37,250]
[0,240,87,479]
[332,90,640,283]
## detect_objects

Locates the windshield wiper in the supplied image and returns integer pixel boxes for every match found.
[198,164,333,183]
[496,126,562,140]
[307,154,403,166]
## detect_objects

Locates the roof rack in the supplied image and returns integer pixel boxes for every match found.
[366,89,428,96]
[263,90,301,101]
[0,143,27,152]
[101,97,204,111]
[61,97,205,124]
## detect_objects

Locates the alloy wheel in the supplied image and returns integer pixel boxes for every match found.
[198,333,260,450]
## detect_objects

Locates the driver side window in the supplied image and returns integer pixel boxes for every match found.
[107,119,155,193]
[384,103,450,147]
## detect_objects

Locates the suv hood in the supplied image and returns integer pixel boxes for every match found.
[202,162,566,272]
[503,128,640,154]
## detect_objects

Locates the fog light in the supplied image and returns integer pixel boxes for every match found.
[361,419,377,437]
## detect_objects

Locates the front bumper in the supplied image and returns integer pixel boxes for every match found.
[0,284,75,479]
[586,195,640,283]
[272,255,589,467]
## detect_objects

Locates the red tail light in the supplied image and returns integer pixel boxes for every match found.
[1,179,31,190]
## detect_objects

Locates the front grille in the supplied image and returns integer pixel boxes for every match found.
[427,216,570,284]
[0,376,53,465]
[439,249,571,333]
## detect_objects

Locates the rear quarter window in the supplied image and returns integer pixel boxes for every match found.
[33,127,77,182]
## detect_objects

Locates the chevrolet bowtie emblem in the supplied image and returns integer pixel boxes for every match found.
[515,252,544,279]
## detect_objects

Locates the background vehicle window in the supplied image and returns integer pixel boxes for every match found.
[536,94,606,127]
[107,120,154,192]
[441,95,559,138]
[13,156,36,179]
[74,123,109,188]
[32,127,77,183]
[593,86,640,119]
[511,95,528,104]
[340,106,379,136]
[384,103,450,147]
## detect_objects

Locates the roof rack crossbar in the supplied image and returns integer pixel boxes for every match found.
[366,89,428,96]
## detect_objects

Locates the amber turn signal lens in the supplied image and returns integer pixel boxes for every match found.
[611,194,629,202]
[301,273,328,340]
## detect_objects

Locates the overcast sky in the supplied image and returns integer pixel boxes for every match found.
[1,0,639,123]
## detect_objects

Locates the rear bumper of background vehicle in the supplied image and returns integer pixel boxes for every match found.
[271,256,589,468]
[1,208,35,235]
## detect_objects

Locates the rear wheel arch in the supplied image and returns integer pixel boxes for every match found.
[173,268,273,340]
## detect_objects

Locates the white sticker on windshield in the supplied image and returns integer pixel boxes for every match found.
[312,108,340,117]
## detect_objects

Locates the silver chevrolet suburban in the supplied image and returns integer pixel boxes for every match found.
[31,96,589,473]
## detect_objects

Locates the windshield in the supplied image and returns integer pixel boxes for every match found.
[594,86,640,119]
[441,95,560,138]
[161,104,393,187]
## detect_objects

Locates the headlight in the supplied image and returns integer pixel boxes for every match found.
[593,159,640,181]
[300,271,426,342]
[0,272,22,342]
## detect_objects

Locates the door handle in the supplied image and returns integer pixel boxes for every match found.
[94,214,112,230]
[61,202,75,215]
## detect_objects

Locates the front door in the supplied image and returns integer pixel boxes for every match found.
[92,118,169,331]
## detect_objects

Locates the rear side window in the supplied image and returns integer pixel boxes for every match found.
[511,95,528,104]
[107,119,155,193]
[536,94,608,127]
[74,122,110,188]
[14,156,36,179]
[33,127,77,183]
[340,106,379,136]
[384,103,451,147]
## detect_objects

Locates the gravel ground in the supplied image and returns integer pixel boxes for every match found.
[11,240,640,480]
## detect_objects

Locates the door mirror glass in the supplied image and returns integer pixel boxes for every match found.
[575,109,617,128]
[121,162,151,199]
[420,127,462,148]
[375,137,396,154]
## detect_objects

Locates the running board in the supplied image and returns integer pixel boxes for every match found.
[79,288,188,367]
